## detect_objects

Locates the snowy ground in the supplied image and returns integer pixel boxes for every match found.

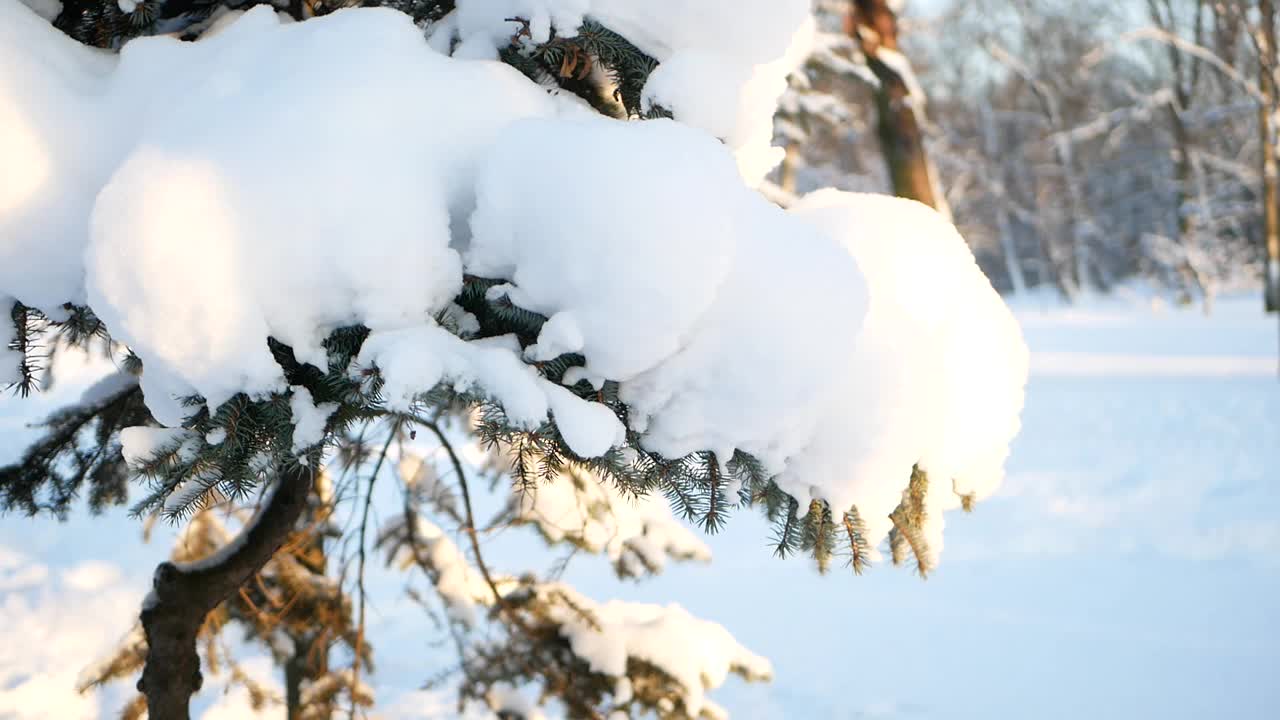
[2,292,1278,719]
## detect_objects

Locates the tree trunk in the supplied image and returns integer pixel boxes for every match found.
[1189,150,1218,314]
[981,105,1027,295]
[848,0,944,211]
[1148,0,1208,304]
[285,513,332,720]
[1260,0,1280,313]
[138,464,313,719]
[284,633,329,720]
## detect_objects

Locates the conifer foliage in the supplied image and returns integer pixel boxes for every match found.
[1,0,1028,717]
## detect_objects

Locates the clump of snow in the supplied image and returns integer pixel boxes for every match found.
[377,513,495,627]
[75,371,138,407]
[614,0,815,184]
[79,7,555,424]
[514,466,710,576]
[398,451,453,507]
[448,0,813,184]
[454,0,587,47]
[0,0,114,313]
[16,0,60,20]
[484,682,549,720]
[468,118,744,382]
[361,327,545,422]
[582,0,809,62]
[523,311,584,363]
[451,0,808,63]
[162,476,215,514]
[617,197,867,476]
[789,191,1028,557]
[289,386,337,456]
[119,427,198,468]
[542,381,626,458]
[641,22,814,184]
[2,1,1028,565]
[642,50,751,143]
[355,325,625,458]
[537,583,771,716]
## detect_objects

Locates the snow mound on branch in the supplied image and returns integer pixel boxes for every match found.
[642,30,814,184]
[484,683,549,720]
[355,326,626,458]
[0,1,114,312]
[617,199,867,472]
[587,0,815,183]
[78,7,554,425]
[467,118,745,381]
[377,513,496,627]
[790,191,1029,557]
[289,386,337,456]
[451,0,808,64]
[449,0,813,184]
[2,3,1028,564]
[538,583,771,717]
[119,427,198,467]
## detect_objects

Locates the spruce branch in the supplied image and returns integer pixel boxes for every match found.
[0,377,148,516]
[6,301,40,397]
[842,507,872,576]
[771,496,802,558]
[887,466,934,577]
[803,500,837,574]
[702,452,727,533]
[888,508,932,579]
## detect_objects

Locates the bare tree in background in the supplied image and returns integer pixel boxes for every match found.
[846,0,948,212]
[1147,0,1211,300]
[778,0,1270,306]
[1252,0,1280,312]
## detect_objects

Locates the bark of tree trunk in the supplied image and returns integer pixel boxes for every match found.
[1260,0,1280,313]
[1148,0,1208,304]
[848,0,943,211]
[284,633,329,720]
[285,519,332,720]
[1165,101,1204,296]
[981,104,1027,295]
[138,464,313,719]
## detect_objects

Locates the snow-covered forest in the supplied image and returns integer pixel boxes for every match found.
[1,0,1277,719]
[782,0,1280,309]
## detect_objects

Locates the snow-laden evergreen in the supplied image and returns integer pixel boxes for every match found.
[1,1,1030,716]
[1,1,1026,561]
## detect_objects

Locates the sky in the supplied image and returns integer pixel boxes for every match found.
[2,290,1277,719]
